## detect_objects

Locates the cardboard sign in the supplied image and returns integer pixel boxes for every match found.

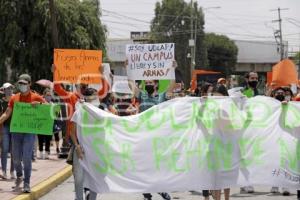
[54,49,102,84]
[126,43,175,80]
[10,103,60,135]
[112,76,133,94]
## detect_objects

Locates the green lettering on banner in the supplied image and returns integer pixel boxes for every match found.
[92,137,135,175]
[153,136,235,172]
[168,136,189,172]
[152,136,192,172]
[282,104,300,129]
[207,137,233,171]
[143,108,166,131]
[226,102,246,130]
[152,137,169,170]
[244,100,272,128]
[121,117,143,133]
[278,138,300,172]
[10,102,58,135]
[82,110,112,136]
[186,138,210,170]
[198,99,219,131]
[239,137,264,168]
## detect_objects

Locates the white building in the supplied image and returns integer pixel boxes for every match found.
[106,38,133,75]
[234,40,288,73]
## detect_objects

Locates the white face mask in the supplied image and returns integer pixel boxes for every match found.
[285,96,291,101]
[18,85,29,93]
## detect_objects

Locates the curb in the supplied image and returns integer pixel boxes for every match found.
[12,165,72,200]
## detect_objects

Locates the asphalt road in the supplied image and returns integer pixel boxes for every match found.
[41,177,298,200]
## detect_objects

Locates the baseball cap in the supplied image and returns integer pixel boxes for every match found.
[18,74,31,84]
[2,82,13,89]
[217,78,226,84]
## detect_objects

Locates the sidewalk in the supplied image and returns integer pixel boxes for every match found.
[0,151,72,200]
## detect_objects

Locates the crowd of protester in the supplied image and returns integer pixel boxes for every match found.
[0,67,300,200]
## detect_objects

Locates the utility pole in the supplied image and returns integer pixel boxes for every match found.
[189,0,195,76]
[49,0,59,48]
[271,7,289,60]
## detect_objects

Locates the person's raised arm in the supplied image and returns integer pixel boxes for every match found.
[166,60,179,94]
[52,64,70,98]
[0,107,12,125]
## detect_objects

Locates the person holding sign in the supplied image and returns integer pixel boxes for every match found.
[127,68,175,199]
[52,64,110,140]
[0,82,15,180]
[0,74,46,193]
[37,88,55,160]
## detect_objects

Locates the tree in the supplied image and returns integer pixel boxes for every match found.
[205,33,238,76]
[0,0,106,83]
[292,51,300,67]
[150,0,207,86]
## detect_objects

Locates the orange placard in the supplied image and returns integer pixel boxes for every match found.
[271,59,298,88]
[54,49,102,84]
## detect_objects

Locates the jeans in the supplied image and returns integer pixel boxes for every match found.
[73,147,97,200]
[38,134,52,152]
[12,133,36,185]
[1,125,14,173]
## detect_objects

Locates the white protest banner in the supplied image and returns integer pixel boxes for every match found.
[126,43,175,80]
[72,96,300,193]
[111,75,133,94]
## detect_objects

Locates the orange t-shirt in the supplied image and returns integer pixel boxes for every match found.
[8,91,45,109]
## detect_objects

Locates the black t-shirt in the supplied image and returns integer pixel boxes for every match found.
[0,98,11,126]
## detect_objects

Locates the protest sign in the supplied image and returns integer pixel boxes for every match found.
[10,102,59,135]
[54,49,102,84]
[102,63,112,92]
[126,43,175,80]
[73,96,300,193]
[112,75,133,94]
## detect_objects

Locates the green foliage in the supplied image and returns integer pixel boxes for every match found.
[150,0,207,85]
[292,52,300,66]
[205,33,238,76]
[0,0,106,83]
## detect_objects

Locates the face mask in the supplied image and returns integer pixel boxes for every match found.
[145,85,155,95]
[248,81,258,88]
[275,94,285,102]
[18,85,29,93]
[285,95,291,101]
[45,96,52,102]
[4,89,13,97]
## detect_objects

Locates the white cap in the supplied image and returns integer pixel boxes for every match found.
[1,82,13,89]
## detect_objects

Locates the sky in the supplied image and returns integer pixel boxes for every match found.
[100,0,300,52]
